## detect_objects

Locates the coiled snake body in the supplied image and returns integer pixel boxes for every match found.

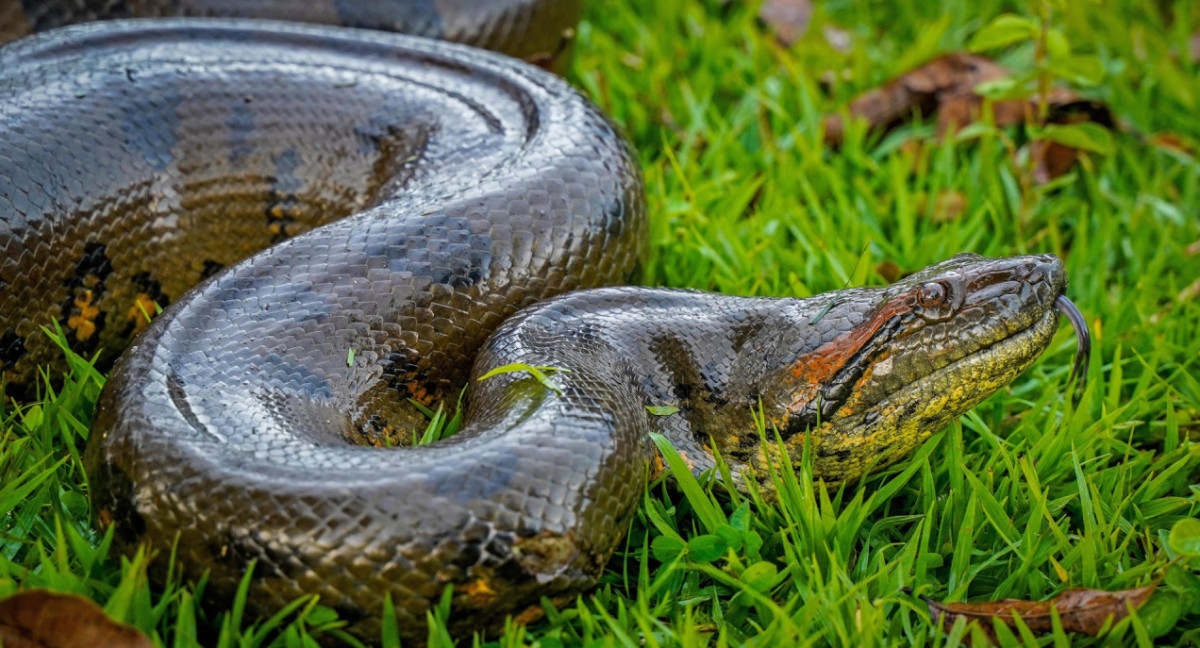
[0,1,1078,642]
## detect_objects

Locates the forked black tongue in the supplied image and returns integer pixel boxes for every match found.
[1055,295,1090,402]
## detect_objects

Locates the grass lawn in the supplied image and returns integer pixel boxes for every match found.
[4,0,1200,646]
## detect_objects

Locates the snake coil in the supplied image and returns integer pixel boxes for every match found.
[0,1,1078,643]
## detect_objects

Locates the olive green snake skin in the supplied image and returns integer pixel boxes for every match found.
[0,1,1084,642]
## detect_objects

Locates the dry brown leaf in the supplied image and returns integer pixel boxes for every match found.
[823,53,1115,182]
[824,53,1009,144]
[758,0,812,46]
[1030,104,1116,182]
[1030,139,1081,185]
[0,590,153,648]
[822,53,1106,137]
[922,584,1157,642]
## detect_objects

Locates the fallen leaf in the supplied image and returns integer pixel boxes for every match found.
[1030,139,1080,184]
[824,53,1009,144]
[823,53,1115,182]
[824,53,1100,143]
[758,0,812,46]
[921,584,1157,642]
[0,590,153,648]
[1035,102,1117,181]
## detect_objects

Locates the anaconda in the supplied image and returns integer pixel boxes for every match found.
[0,3,1088,643]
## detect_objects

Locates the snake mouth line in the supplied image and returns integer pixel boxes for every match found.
[954,305,1060,380]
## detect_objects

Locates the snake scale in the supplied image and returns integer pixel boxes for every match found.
[0,1,1086,643]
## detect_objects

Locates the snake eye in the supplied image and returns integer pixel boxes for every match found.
[917,282,948,308]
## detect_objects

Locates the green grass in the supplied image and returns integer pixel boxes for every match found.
[4,0,1200,645]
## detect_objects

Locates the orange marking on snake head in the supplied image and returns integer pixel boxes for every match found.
[785,297,913,416]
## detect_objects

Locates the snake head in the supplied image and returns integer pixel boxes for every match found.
[761,253,1070,485]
